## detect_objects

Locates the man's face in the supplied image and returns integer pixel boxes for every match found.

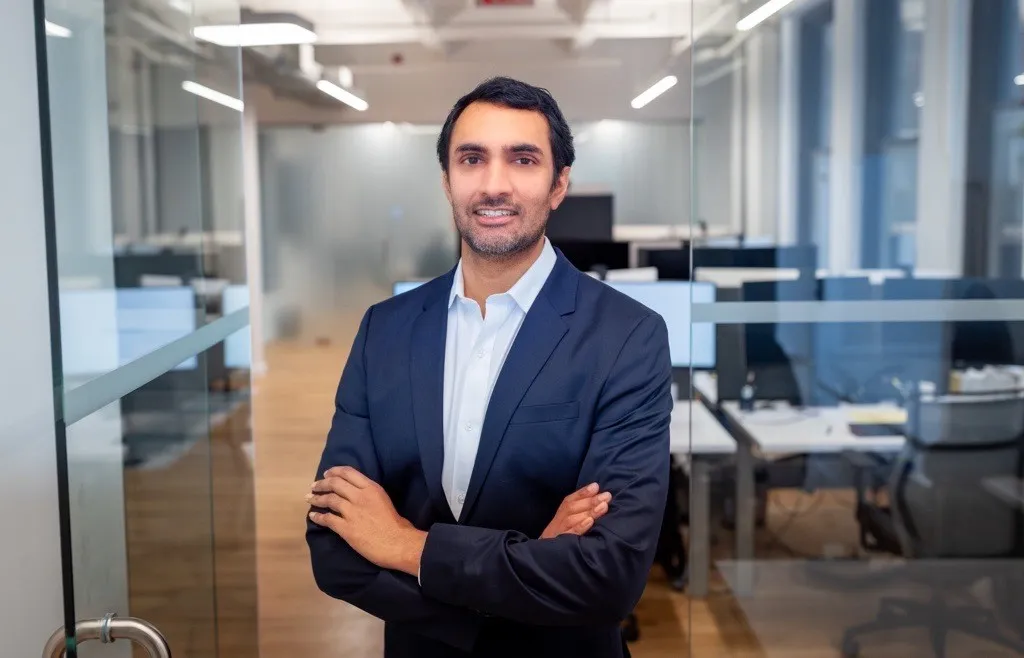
[443,101,570,259]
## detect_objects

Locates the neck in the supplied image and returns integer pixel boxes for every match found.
[461,238,545,309]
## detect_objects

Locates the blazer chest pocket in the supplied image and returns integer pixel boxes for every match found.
[510,400,580,425]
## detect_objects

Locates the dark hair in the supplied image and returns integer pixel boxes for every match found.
[436,76,575,184]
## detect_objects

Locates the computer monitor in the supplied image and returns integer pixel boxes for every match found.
[59,287,199,378]
[605,281,716,369]
[222,284,251,369]
[393,281,426,296]
[116,287,198,370]
[740,279,816,404]
[546,194,613,242]
[551,240,629,273]
[639,248,691,280]
[693,245,818,271]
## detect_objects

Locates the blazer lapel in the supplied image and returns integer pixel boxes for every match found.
[459,256,578,522]
[409,277,455,521]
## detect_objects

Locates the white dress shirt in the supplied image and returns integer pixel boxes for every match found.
[441,237,558,520]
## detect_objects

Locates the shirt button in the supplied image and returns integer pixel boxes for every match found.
[457,493,466,504]
[476,351,485,359]
[464,422,473,431]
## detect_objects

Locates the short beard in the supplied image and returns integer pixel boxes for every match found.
[454,208,547,261]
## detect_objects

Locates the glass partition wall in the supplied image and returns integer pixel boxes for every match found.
[36,0,256,654]
[687,1,1024,657]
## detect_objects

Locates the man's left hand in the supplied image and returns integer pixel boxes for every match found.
[307,466,426,577]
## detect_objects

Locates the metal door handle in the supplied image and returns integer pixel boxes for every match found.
[43,613,171,658]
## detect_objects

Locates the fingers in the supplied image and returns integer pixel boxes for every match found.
[565,491,612,515]
[564,482,600,503]
[306,492,351,516]
[308,509,344,533]
[573,516,594,534]
[311,475,360,500]
[324,465,372,489]
[564,501,609,530]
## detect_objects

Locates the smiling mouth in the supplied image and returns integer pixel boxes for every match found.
[474,209,518,217]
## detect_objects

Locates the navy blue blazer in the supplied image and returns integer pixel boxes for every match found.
[307,249,673,658]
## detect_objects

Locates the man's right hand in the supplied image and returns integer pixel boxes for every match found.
[540,482,612,539]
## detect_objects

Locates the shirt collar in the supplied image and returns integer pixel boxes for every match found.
[448,237,557,312]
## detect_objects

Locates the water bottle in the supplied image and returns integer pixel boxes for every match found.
[740,371,756,411]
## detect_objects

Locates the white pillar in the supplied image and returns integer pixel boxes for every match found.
[743,27,782,242]
[914,0,970,276]
[828,0,867,271]
[777,15,801,245]
[731,49,745,235]
[242,93,268,375]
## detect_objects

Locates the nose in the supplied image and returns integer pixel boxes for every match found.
[482,160,513,198]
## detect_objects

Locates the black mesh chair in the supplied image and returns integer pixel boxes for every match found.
[842,389,1024,657]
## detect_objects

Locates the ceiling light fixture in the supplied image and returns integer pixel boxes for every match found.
[45,20,72,38]
[1015,74,1024,86]
[631,76,678,109]
[181,81,244,112]
[193,10,316,47]
[737,0,797,32]
[316,80,369,111]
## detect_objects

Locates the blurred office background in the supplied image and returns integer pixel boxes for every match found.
[7,0,1024,657]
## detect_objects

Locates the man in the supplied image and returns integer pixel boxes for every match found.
[306,76,673,658]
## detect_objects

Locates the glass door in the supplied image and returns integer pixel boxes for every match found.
[35,0,256,655]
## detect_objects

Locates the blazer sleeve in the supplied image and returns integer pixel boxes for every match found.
[306,307,483,651]
[417,312,673,626]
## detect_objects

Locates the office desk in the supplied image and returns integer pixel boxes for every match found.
[670,400,735,597]
[717,400,905,595]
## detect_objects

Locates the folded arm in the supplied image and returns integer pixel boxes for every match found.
[418,313,674,626]
[305,308,482,651]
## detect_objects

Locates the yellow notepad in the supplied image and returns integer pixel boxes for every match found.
[846,408,907,425]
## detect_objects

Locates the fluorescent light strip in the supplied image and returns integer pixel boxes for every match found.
[181,81,244,112]
[193,22,317,47]
[737,0,796,32]
[1015,74,1024,86]
[316,80,369,111]
[45,20,72,38]
[630,75,678,109]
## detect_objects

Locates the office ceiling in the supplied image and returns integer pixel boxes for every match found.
[235,0,735,48]
[227,0,744,122]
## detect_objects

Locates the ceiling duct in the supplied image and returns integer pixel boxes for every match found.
[234,9,341,107]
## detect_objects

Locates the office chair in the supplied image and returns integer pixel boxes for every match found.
[841,389,1024,658]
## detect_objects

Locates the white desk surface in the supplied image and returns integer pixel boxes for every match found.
[671,400,736,455]
[692,371,718,404]
[719,400,905,454]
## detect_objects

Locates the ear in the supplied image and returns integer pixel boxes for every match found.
[441,171,452,204]
[549,166,571,210]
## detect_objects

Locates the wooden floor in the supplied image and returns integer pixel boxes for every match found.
[125,333,1020,657]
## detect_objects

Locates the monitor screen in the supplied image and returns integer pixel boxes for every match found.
[638,248,691,280]
[550,240,629,273]
[60,287,198,377]
[222,284,251,369]
[393,281,426,296]
[606,281,716,368]
[546,194,613,242]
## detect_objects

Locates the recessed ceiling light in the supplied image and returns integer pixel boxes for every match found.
[45,20,72,38]
[194,11,316,47]
[631,76,678,110]
[316,80,369,111]
[181,81,244,112]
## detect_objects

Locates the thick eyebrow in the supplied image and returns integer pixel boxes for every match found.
[507,143,543,156]
[453,142,545,157]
